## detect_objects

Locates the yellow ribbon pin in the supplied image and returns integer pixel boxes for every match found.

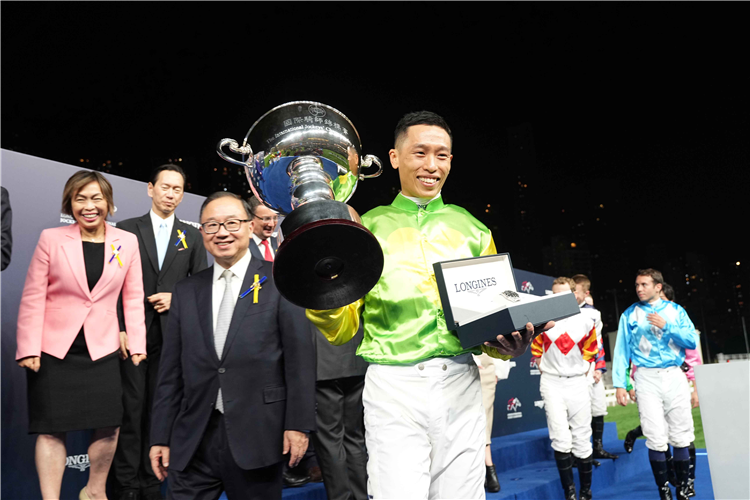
[110,244,123,267]
[253,274,261,303]
[176,229,188,249]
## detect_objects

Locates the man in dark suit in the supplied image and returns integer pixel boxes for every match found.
[111,164,208,500]
[149,192,316,500]
[1,186,12,271]
[247,196,279,261]
[312,323,369,500]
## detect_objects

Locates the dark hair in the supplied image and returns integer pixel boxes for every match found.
[61,170,115,216]
[150,163,186,186]
[637,268,665,287]
[394,111,453,149]
[247,196,263,216]
[199,192,252,221]
[662,282,675,301]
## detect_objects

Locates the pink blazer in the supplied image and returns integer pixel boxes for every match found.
[16,223,147,361]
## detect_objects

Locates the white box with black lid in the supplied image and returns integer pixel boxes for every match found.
[433,253,580,349]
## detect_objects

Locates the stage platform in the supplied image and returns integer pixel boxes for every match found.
[233,422,714,500]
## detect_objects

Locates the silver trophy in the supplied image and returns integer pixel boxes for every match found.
[217,101,384,310]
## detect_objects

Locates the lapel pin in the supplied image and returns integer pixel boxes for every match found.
[240,275,267,303]
[109,244,123,267]
[175,229,188,249]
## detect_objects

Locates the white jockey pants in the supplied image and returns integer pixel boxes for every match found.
[634,366,694,451]
[363,353,485,500]
[587,369,608,418]
[540,372,593,458]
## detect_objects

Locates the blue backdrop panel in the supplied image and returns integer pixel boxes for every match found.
[1,150,208,500]
[490,269,555,437]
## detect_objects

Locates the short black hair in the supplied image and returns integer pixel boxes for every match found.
[199,191,252,221]
[662,282,675,301]
[247,196,263,216]
[637,268,665,287]
[150,163,186,187]
[394,111,453,149]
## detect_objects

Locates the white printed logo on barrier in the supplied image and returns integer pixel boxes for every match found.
[66,454,90,472]
[507,397,523,419]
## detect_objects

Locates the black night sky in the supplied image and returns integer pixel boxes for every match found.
[3,3,749,352]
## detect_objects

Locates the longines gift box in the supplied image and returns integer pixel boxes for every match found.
[433,253,580,349]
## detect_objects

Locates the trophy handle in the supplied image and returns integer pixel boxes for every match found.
[216,138,253,167]
[359,154,383,180]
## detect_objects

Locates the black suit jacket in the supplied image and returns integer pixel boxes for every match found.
[314,322,368,381]
[150,257,316,471]
[1,187,12,271]
[117,213,207,333]
[247,235,278,262]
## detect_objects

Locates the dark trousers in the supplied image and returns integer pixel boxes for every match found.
[311,375,368,500]
[168,411,284,500]
[111,319,163,494]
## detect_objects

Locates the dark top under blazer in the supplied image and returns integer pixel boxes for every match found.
[149,257,316,471]
[117,213,207,333]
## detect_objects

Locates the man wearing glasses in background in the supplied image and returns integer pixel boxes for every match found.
[247,196,279,262]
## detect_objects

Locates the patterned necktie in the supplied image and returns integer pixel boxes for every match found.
[261,239,273,261]
[214,269,234,413]
[156,222,169,270]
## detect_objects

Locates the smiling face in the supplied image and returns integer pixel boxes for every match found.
[635,275,662,303]
[389,124,453,199]
[252,203,278,241]
[200,196,251,269]
[71,181,109,233]
[148,170,185,218]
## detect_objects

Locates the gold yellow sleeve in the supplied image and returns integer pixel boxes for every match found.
[530,333,545,358]
[581,326,599,362]
[480,234,498,256]
[479,344,512,361]
[305,298,365,346]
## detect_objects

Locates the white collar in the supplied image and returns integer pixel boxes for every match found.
[149,209,176,234]
[212,249,252,285]
[252,233,269,247]
[401,191,442,207]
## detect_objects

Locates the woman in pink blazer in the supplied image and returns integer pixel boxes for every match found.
[16,170,147,500]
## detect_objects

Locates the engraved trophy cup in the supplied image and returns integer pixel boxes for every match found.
[217,101,384,310]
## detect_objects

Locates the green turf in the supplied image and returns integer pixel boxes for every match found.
[604,403,705,449]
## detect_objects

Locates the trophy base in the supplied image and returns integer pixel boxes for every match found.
[275,202,384,310]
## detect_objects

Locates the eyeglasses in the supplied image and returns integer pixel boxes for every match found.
[253,214,279,224]
[201,219,250,234]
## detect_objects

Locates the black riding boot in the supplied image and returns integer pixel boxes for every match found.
[591,416,619,459]
[665,447,677,487]
[624,425,643,453]
[650,458,673,500]
[578,454,593,500]
[485,464,500,493]
[554,451,577,500]
[674,458,691,500]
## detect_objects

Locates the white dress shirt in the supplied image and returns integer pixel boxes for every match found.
[252,233,275,260]
[149,209,176,238]
[211,250,252,332]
